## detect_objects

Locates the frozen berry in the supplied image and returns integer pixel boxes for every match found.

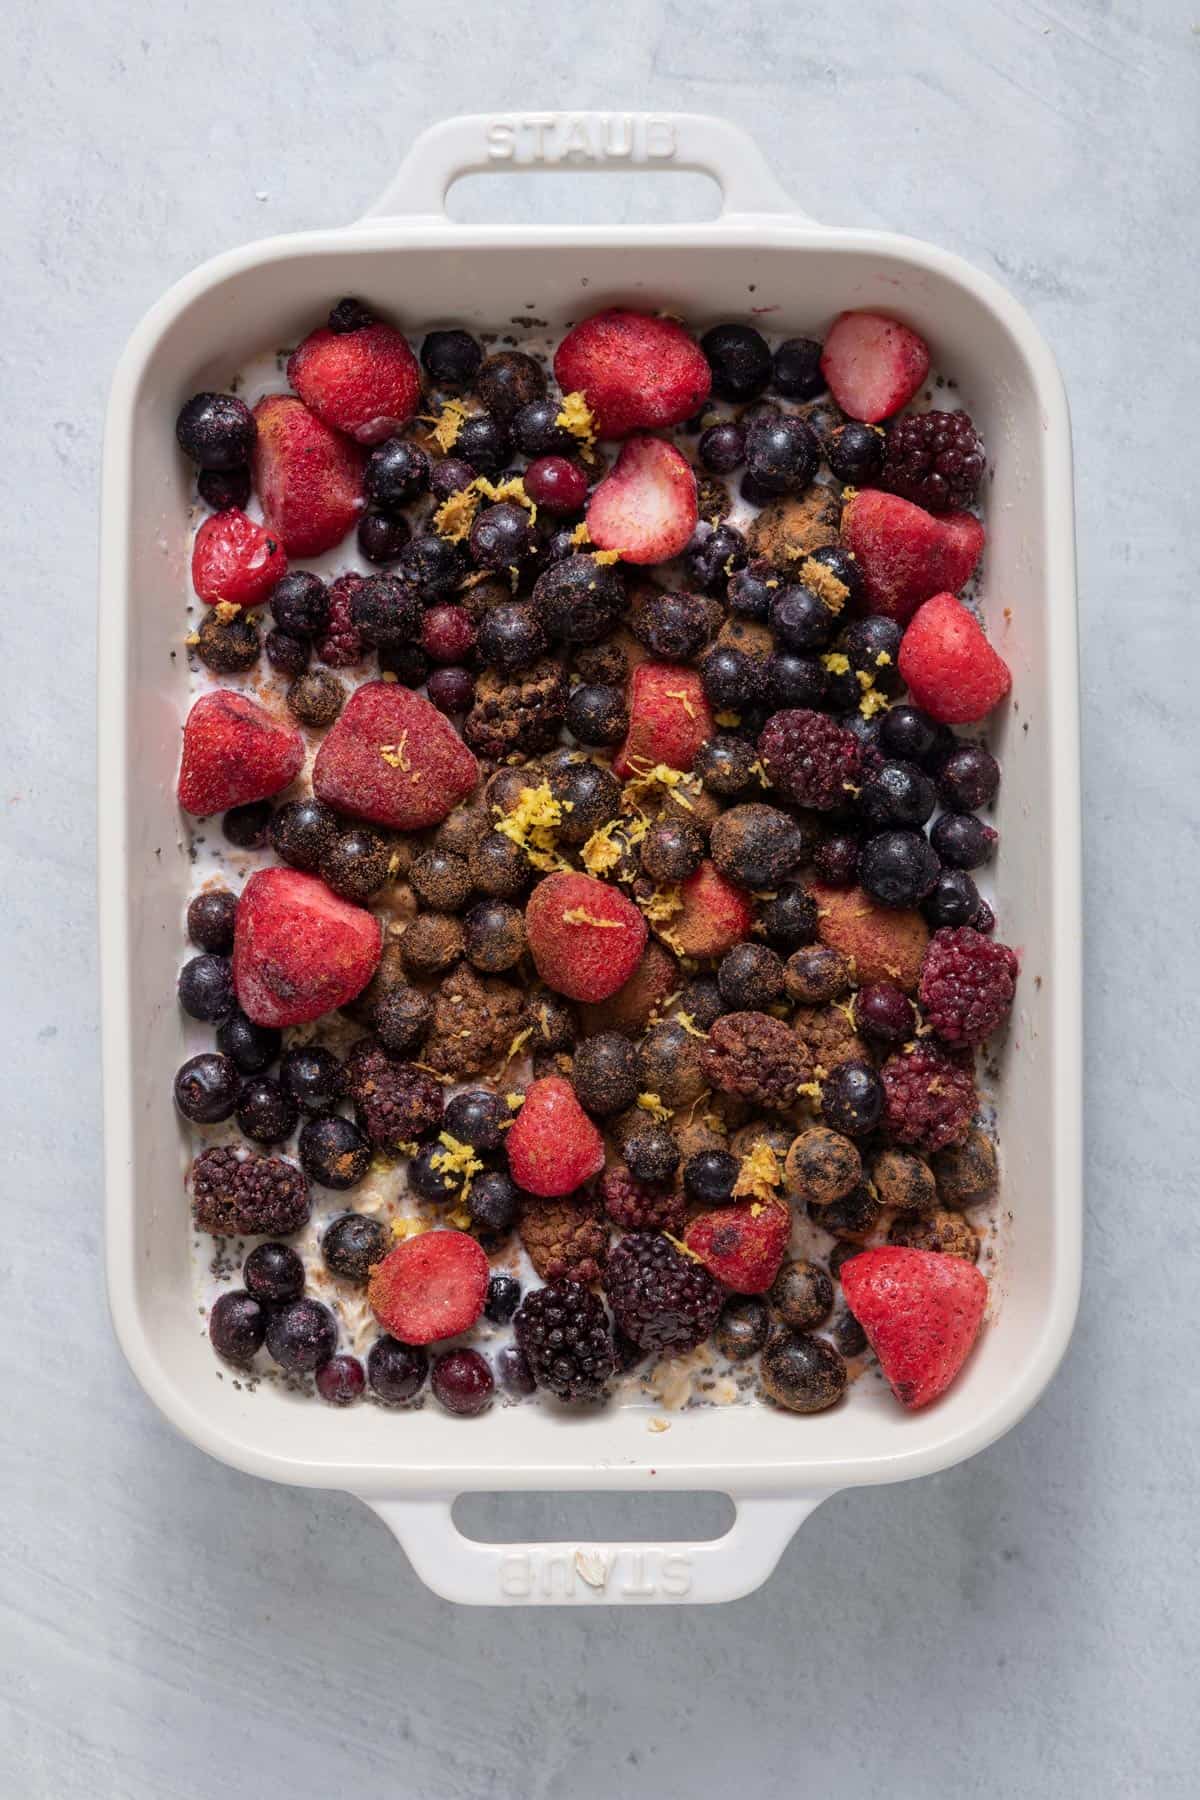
[409,848,471,912]
[484,1274,522,1326]
[699,420,747,474]
[803,543,865,612]
[701,646,760,711]
[882,410,985,512]
[187,888,237,953]
[784,944,853,1005]
[195,610,259,674]
[812,1180,883,1240]
[859,830,940,909]
[326,296,374,333]
[264,628,309,677]
[364,437,430,511]
[770,582,837,652]
[357,511,411,564]
[853,982,916,1043]
[820,1061,884,1136]
[710,802,809,889]
[511,398,574,458]
[548,758,621,843]
[266,1297,337,1374]
[496,1344,536,1395]
[634,589,711,661]
[566,682,627,747]
[236,1076,298,1143]
[429,456,476,501]
[745,414,820,495]
[269,571,328,639]
[174,1052,238,1123]
[321,828,391,902]
[287,669,345,728]
[715,1295,769,1361]
[209,1290,266,1364]
[432,1348,494,1416]
[923,868,982,929]
[316,1354,366,1405]
[373,987,432,1057]
[462,900,524,972]
[758,884,819,949]
[770,1259,834,1331]
[718,942,785,1011]
[639,816,704,884]
[571,1033,639,1117]
[279,1044,344,1113]
[523,455,588,513]
[421,328,482,387]
[859,760,937,829]
[454,412,510,474]
[320,1212,388,1284]
[826,419,883,484]
[919,925,1017,1045]
[348,574,421,650]
[198,465,251,511]
[623,1124,681,1185]
[873,1148,939,1212]
[470,501,536,570]
[178,953,234,1022]
[695,735,757,797]
[514,1280,614,1400]
[880,1042,977,1151]
[176,392,256,469]
[428,667,475,715]
[765,651,826,712]
[760,1330,846,1412]
[409,1142,464,1204]
[477,602,546,672]
[604,1232,723,1354]
[222,800,274,849]
[270,797,339,872]
[367,1335,428,1402]
[684,1149,738,1206]
[813,834,860,888]
[879,704,941,764]
[758,709,861,811]
[972,899,996,934]
[841,615,904,691]
[702,322,772,400]
[533,555,625,645]
[477,350,546,422]
[930,811,996,869]
[772,337,825,400]
[243,1240,304,1303]
[686,523,747,594]
[397,532,466,601]
[938,744,1000,812]
[727,562,776,620]
[299,1113,371,1189]
[467,1170,520,1240]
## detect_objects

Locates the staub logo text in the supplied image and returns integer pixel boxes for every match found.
[498,1547,693,1601]
[486,114,677,165]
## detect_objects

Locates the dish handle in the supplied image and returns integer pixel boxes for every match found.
[358,111,808,225]
[360,1491,833,1606]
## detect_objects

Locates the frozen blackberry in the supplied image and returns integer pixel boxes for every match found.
[566,681,628,747]
[465,660,569,761]
[931,1128,998,1207]
[243,1240,305,1304]
[923,868,982,929]
[639,816,704,885]
[176,391,256,468]
[758,709,861,811]
[326,296,373,332]
[421,327,482,388]
[177,954,234,1023]
[367,1336,429,1403]
[882,410,985,512]
[209,1291,266,1365]
[476,349,546,422]
[701,322,772,400]
[269,797,337,873]
[718,942,785,1011]
[235,1076,298,1144]
[760,1330,846,1413]
[853,983,916,1044]
[191,1147,310,1236]
[701,1011,806,1111]
[298,1114,371,1189]
[771,337,825,400]
[930,812,997,870]
[518,1191,605,1282]
[571,1031,639,1117]
[759,884,819,950]
[266,1297,337,1375]
[624,1123,681,1185]
[470,501,537,571]
[287,669,345,728]
[770,582,838,652]
[514,1281,615,1401]
[715,1295,770,1362]
[699,420,747,474]
[345,1041,443,1150]
[485,1274,522,1325]
[938,745,1000,812]
[695,735,757,798]
[859,760,937,829]
[770,1259,834,1331]
[467,1170,521,1240]
[859,830,940,909]
[322,1211,389,1283]
[686,524,748,595]
[532,555,625,645]
[826,419,884,484]
[784,945,853,1006]
[279,1044,344,1114]
[364,437,430,512]
[186,888,237,954]
[683,1149,738,1206]
[820,1061,884,1138]
[881,1043,977,1152]
[872,1147,939,1213]
[222,800,273,849]
[745,413,820,495]
[321,828,391,902]
[453,412,511,474]
[919,926,1017,1045]
[709,803,809,890]
[600,1165,685,1235]
[889,1207,980,1261]
[604,1233,723,1355]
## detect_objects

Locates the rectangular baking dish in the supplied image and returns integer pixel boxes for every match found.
[99,112,1082,1605]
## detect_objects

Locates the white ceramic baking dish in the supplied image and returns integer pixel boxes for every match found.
[100,112,1081,1606]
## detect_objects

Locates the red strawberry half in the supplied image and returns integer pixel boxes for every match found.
[554,308,712,440]
[312,680,480,830]
[505,1076,606,1197]
[586,436,698,565]
[841,489,985,623]
[524,871,648,1003]
[685,1200,791,1293]
[251,394,364,558]
[233,867,381,1027]
[898,593,1012,724]
[613,662,714,780]
[668,860,756,960]
[288,321,421,445]
[191,508,286,609]
[367,1230,489,1344]
[820,311,931,423]
[177,690,304,816]
[841,1246,988,1410]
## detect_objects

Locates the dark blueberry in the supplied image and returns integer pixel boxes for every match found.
[770,1260,835,1332]
[879,703,941,764]
[853,982,915,1044]
[298,1114,370,1189]
[461,899,523,973]
[358,511,412,565]
[700,646,758,711]
[686,523,748,594]
[831,1308,868,1356]
[695,734,758,797]
[454,412,511,474]
[826,420,884,484]
[859,760,937,829]
[174,1052,239,1123]
[820,1061,884,1137]
[844,713,884,758]
[428,666,475,715]
[349,573,422,648]
[468,1170,520,1239]
[532,554,626,645]
[443,1089,505,1152]
[811,1181,883,1239]
[544,526,582,563]
[740,471,781,508]
[327,296,374,333]
[771,337,825,400]
[698,420,747,474]
[321,828,391,902]
[727,562,776,621]
[476,351,546,423]
[222,801,273,850]
[265,628,310,676]
[571,1032,639,1117]
[496,1343,536,1396]
[266,1297,337,1374]
[634,589,712,661]
[828,1241,862,1282]
[364,437,430,512]
[859,830,940,909]
[178,954,234,1022]
[270,797,338,873]
[715,1296,769,1361]
[373,986,433,1056]
[243,1240,305,1304]
[429,456,477,501]
[939,744,1001,811]
[765,650,828,711]
[209,1291,266,1364]
[548,760,621,843]
[819,657,860,715]
[683,1149,739,1206]
[760,1330,846,1413]
[477,601,546,671]
[639,816,703,884]
[197,465,251,511]
[377,640,431,687]
[395,532,465,600]
[279,1045,344,1114]
[701,322,772,401]
[930,811,997,869]
[270,570,329,638]
[841,616,903,692]
[759,883,819,948]
[484,1275,522,1326]
[813,833,861,887]
[770,583,837,652]
[216,1009,282,1075]
[367,1336,429,1403]
[322,1212,390,1283]
[236,1076,298,1144]
[175,392,256,469]
[745,414,820,495]
[470,501,536,570]
[421,328,483,388]
[718,942,785,1010]
[432,1348,494,1416]
[923,868,982,929]
[623,1124,680,1184]
[802,543,865,611]
[511,398,575,458]
[566,681,628,747]
[410,1142,464,1203]
[316,1354,366,1405]
[410,846,473,911]
[186,888,237,953]
[195,609,260,675]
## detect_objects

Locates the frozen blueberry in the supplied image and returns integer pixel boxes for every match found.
[265,1298,338,1374]
[178,954,235,1022]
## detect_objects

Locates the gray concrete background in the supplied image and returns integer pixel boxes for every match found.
[3,2,1198,1794]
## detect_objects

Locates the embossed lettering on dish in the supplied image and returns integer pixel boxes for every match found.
[486,114,677,165]
[496,1546,693,1599]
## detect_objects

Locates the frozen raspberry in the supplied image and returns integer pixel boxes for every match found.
[700,1011,807,1112]
[315,573,367,667]
[190,1147,310,1237]
[882,411,985,513]
[604,1232,723,1355]
[514,1281,616,1401]
[919,926,1018,1046]
[344,1040,443,1151]
[601,1165,686,1235]
[758,709,861,812]
[880,1042,977,1152]
[519,1190,608,1283]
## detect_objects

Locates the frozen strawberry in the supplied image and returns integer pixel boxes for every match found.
[251,394,364,558]
[579,939,678,1038]
[840,490,985,623]
[809,881,928,992]
[367,1230,489,1344]
[177,690,304,816]
[840,1246,988,1410]
[525,871,648,1003]
[312,680,479,831]
[898,593,1013,724]
[233,867,380,1026]
[668,860,756,960]
[613,662,714,779]
[819,311,930,423]
[685,1200,791,1294]
[586,436,698,565]
[288,320,421,444]
[553,308,712,440]
[505,1075,606,1197]
[191,508,286,609]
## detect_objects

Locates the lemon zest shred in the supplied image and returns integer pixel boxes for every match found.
[391,1216,432,1240]
[426,398,469,453]
[636,1092,673,1123]
[378,731,411,771]
[556,391,598,458]
[675,1011,709,1040]
[713,709,741,728]
[580,818,626,876]
[664,1232,704,1264]
[561,907,627,929]
[822,651,851,676]
[664,687,697,720]
[732,1139,784,1201]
